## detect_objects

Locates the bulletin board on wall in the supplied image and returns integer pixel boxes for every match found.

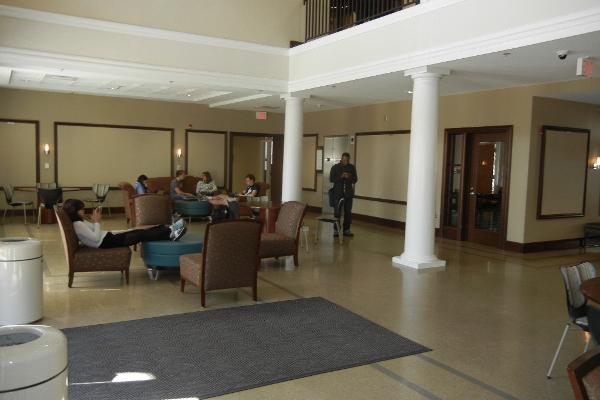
[0,119,39,187]
[537,126,590,219]
[55,123,174,187]
[302,134,318,191]
[185,130,227,187]
[354,131,410,204]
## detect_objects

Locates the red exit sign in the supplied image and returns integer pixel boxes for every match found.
[256,111,267,120]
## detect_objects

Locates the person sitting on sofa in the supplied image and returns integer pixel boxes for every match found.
[170,170,195,200]
[64,199,187,249]
[239,174,258,197]
[133,174,149,195]
[196,171,218,200]
[208,190,240,221]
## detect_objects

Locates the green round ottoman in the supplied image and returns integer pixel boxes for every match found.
[142,233,203,280]
[174,200,212,220]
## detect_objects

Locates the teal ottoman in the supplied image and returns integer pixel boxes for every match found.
[142,234,203,280]
[174,200,212,221]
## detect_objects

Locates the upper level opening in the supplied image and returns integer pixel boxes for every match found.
[303,0,420,42]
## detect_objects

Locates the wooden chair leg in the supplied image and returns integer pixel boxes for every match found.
[68,273,74,288]
[294,253,299,267]
[124,269,130,285]
[201,287,206,307]
[180,278,186,292]
[252,282,257,302]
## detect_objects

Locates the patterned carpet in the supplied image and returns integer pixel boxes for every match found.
[64,297,429,399]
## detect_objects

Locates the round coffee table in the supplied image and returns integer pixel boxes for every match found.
[142,233,203,280]
[174,200,212,221]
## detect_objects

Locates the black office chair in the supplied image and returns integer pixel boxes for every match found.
[547,262,597,378]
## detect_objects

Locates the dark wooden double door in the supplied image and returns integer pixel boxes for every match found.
[441,126,512,248]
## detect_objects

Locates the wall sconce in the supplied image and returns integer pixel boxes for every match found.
[43,144,50,155]
[593,156,600,170]
[176,148,183,158]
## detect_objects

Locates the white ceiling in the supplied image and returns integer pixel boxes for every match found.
[1,30,599,112]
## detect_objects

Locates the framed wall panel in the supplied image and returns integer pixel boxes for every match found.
[537,125,590,219]
[185,130,227,187]
[55,122,174,187]
[0,119,39,187]
[302,134,318,191]
[354,131,410,204]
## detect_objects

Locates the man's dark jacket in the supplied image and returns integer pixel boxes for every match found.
[329,162,358,198]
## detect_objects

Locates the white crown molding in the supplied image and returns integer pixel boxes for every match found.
[0,47,288,93]
[0,5,289,56]
[288,5,600,92]
[289,0,467,56]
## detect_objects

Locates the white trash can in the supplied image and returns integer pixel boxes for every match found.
[0,237,43,325]
[0,325,68,400]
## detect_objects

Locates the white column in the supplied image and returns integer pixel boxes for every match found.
[393,67,449,269]
[281,95,305,202]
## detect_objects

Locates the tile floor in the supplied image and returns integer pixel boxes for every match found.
[2,213,596,400]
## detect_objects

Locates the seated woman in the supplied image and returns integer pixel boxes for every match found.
[208,190,240,221]
[133,174,149,195]
[64,199,187,249]
[195,171,218,200]
[239,174,258,197]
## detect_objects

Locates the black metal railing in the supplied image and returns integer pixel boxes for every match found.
[304,0,420,42]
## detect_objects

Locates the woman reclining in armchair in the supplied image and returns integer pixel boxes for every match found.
[63,199,187,249]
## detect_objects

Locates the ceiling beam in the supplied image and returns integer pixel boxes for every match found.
[209,93,272,108]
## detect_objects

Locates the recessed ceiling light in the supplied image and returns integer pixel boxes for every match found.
[407,90,413,94]
[186,94,191,97]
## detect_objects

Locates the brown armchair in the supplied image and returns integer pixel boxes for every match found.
[145,176,200,196]
[145,177,172,194]
[118,181,136,226]
[133,194,172,229]
[182,175,200,194]
[55,207,131,288]
[568,347,600,400]
[259,201,306,266]
[180,219,262,307]
[254,182,270,197]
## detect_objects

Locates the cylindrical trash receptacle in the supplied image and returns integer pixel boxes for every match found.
[0,325,68,400]
[0,237,43,325]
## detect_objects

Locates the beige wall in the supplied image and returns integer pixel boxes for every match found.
[0,120,38,208]
[187,131,227,188]
[525,96,600,242]
[304,86,534,243]
[231,136,265,193]
[0,87,284,207]
[0,0,304,48]
[304,78,600,244]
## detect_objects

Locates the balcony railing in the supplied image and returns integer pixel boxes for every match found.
[304,0,420,42]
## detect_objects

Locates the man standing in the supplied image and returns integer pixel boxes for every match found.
[329,152,357,237]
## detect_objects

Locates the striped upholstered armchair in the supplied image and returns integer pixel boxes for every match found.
[55,207,131,288]
[259,201,306,267]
